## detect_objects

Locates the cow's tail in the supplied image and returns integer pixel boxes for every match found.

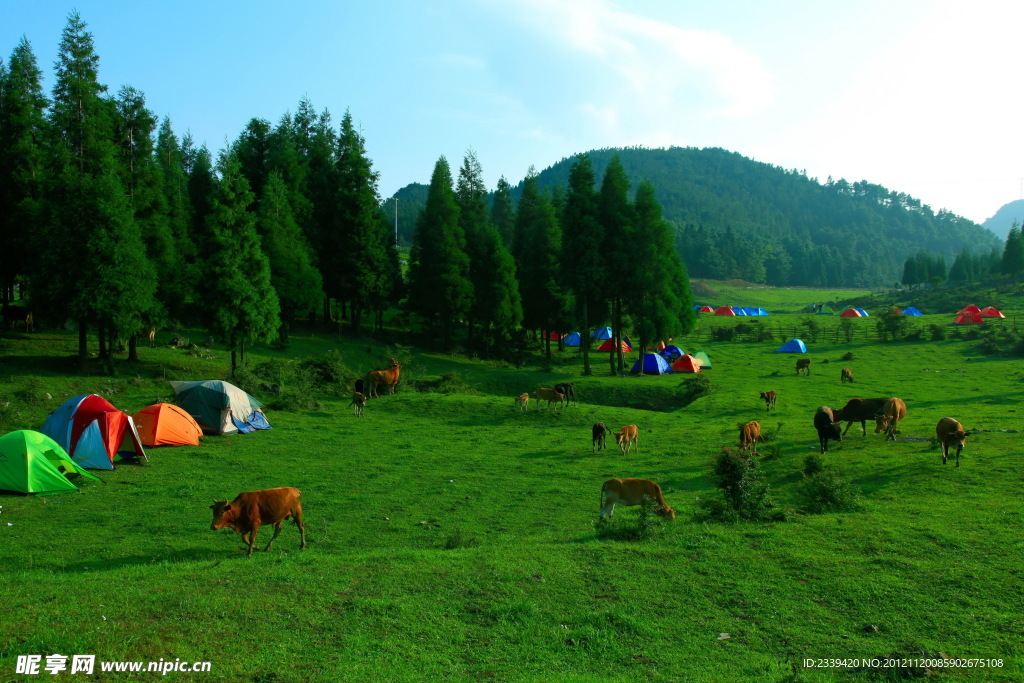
[599,482,607,514]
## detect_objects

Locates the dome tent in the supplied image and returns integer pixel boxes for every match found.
[902,307,922,316]
[40,394,147,470]
[816,305,834,315]
[562,332,582,347]
[714,306,736,316]
[775,339,807,353]
[133,403,203,447]
[659,344,685,361]
[953,312,984,325]
[692,350,713,368]
[698,305,714,313]
[597,338,632,353]
[0,430,100,494]
[839,308,862,317]
[979,306,1005,318]
[854,308,869,317]
[170,380,271,435]
[630,353,672,374]
[592,326,614,340]
[671,355,702,372]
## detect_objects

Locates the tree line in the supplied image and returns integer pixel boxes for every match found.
[0,13,694,375]
[900,224,1023,288]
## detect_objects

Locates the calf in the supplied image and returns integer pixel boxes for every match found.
[209,487,306,556]
[599,478,675,519]
[349,392,367,417]
[840,368,853,383]
[592,422,609,452]
[873,397,907,441]
[813,406,843,454]
[759,390,777,412]
[535,387,565,411]
[795,358,811,375]
[835,397,890,436]
[614,425,639,453]
[739,420,762,453]
[554,382,577,406]
[936,417,968,467]
[147,326,156,347]
[514,392,530,412]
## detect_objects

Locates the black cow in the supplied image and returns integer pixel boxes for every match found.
[834,397,890,436]
[554,382,577,407]
[813,406,843,453]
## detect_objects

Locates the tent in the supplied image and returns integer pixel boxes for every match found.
[775,338,807,353]
[170,380,271,435]
[714,306,736,316]
[854,308,870,317]
[133,403,203,447]
[958,304,982,315]
[656,340,667,351]
[891,306,903,314]
[840,308,863,317]
[979,306,1005,318]
[597,338,632,353]
[730,307,747,316]
[816,305,834,315]
[692,350,713,369]
[902,307,923,316]
[752,307,770,316]
[699,305,714,313]
[544,331,562,341]
[562,332,582,347]
[0,430,100,494]
[671,355,702,373]
[630,353,672,374]
[953,312,984,325]
[592,326,614,340]
[659,344,685,361]
[40,394,147,470]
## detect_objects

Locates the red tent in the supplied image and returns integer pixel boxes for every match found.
[839,308,862,317]
[890,306,903,314]
[597,338,632,352]
[957,304,982,315]
[544,331,563,341]
[953,311,984,325]
[671,355,702,373]
[979,306,1005,318]
[699,305,714,313]
[713,306,736,316]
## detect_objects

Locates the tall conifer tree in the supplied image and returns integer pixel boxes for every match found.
[561,154,604,375]
[490,176,516,246]
[598,156,633,373]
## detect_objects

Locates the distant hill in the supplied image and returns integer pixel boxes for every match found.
[982,199,1024,241]
[391,147,1002,287]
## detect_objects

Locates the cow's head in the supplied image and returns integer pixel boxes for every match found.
[827,421,842,440]
[658,505,677,519]
[952,429,968,445]
[209,500,235,530]
[873,414,890,433]
[389,358,400,368]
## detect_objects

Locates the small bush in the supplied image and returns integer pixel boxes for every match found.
[676,374,714,408]
[840,351,855,361]
[795,468,862,513]
[928,324,946,341]
[443,529,479,550]
[596,496,666,541]
[696,448,787,522]
[803,454,826,477]
[710,326,735,342]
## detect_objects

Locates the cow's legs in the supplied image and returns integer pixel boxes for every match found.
[295,512,307,549]
[247,524,260,556]
[264,521,283,551]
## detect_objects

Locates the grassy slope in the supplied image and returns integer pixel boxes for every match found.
[1,305,1022,682]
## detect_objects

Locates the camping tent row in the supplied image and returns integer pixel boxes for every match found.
[703,306,770,316]
[953,305,1005,325]
[561,330,636,348]
[0,430,100,494]
[629,351,710,374]
[839,308,871,317]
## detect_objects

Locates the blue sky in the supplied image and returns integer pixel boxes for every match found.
[3,0,1022,224]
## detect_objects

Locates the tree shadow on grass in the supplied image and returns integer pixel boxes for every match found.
[14,548,232,572]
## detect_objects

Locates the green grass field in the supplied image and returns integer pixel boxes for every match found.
[1,303,1022,682]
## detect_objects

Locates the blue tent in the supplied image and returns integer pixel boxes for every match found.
[775,338,807,353]
[731,307,747,316]
[563,331,582,347]
[754,307,770,316]
[692,304,702,310]
[592,326,613,340]
[903,307,923,316]
[854,308,869,317]
[660,344,685,360]
[631,353,672,374]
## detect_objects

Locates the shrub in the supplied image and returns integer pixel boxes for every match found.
[928,324,946,341]
[803,454,826,476]
[419,371,478,395]
[800,317,821,343]
[795,468,862,513]
[696,448,787,522]
[710,326,735,342]
[840,351,855,361]
[676,374,714,408]
[595,496,666,541]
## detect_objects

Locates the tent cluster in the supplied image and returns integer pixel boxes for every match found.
[630,349,711,374]
[953,304,1005,325]
[701,306,770,316]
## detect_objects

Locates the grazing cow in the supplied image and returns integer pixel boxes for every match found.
[834,397,890,436]
[614,425,639,453]
[349,392,367,417]
[874,397,907,441]
[813,406,843,453]
[599,478,675,519]
[535,387,566,411]
[739,420,763,453]
[759,390,777,412]
[554,382,577,406]
[2,305,32,332]
[209,487,306,557]
[795,358,811,375]
[592,422,609,452]
[367,358,401,398]
[147,326,156,347]
[354,378,365,395]
[514,393,530,412]
[840,368,854,383]
[936,417,968,467]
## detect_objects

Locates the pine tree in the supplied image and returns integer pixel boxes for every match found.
[598,156,633,373]
[407,157,472,350]
[561,154,604,375]
[490,176,516,246]
[155,117,194,320]
[457,149,489,347]
[204,156,280,375]
[1000,223,1024,281]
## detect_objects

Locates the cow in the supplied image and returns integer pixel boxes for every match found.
[614,425,639,453]
[834,397,890,436]
[813,406,843,454]
[936,417,968,467]
[840,368,854,383]
[209,487,306,557]
[535,387,565,411]
[2,305,32,332]
[367,358,401,398]
[759,390,777,412]
[874,397,907,441]
[599,478,675,520]
[147,326,156,347]
[739,420,763,453]
[514,392,530,412]
[354,378,365,395]
[349,392,367,417]
[592,422,609,452]
[795,358,811,375]
[554,382,577,406]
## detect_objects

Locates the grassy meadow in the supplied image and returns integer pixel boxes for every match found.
[1,296,1023,682]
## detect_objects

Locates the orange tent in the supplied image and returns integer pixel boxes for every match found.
[133,403,202,447]
[698,305,714,313]
[979,306,1005,318]
[890,306,903,314]
[671,355,702,373]
[597,338,632,352]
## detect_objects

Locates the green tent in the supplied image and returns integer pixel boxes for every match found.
[693,350,713,368]
[169,380,268,435]
[816,305,834,315]
[0,430,100,494]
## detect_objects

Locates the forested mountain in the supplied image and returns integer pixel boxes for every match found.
[982,199,1024,241]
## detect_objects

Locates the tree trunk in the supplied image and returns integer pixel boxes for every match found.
[614,298,625,373]
[128,333,139,363]
[636,334,646,376]
[78,318,88,367]
[581,302,592,376]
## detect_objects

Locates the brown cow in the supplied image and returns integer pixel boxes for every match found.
[614,425,639,453]
[835,397,890,436]
[759,390,777,412]
[796,358,811,375]
[209,487,306,556]
[535,387,565,411]
[514,393,530,412]
[349,392,367,417]
[813,406,843,453]
[147,326,156,347]
[2,305,32,332]
[739,420,763,453]
[599,478,675,519]
[367,358,401,398]
[874,397,907,441]
[592,422,609,452]
[936,417,968,467]
[840,368,854,383]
